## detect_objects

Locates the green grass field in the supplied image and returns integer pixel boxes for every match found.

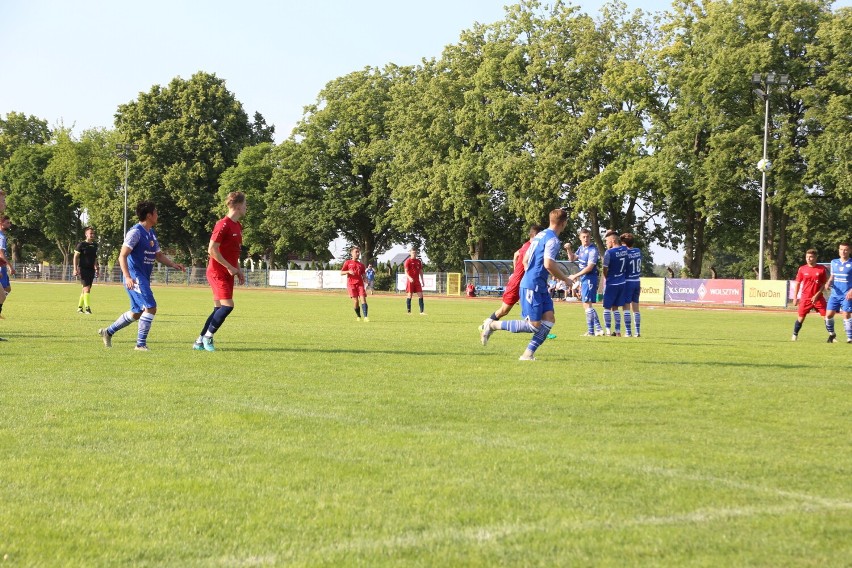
[2,282,850,566]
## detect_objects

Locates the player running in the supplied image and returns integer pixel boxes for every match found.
[479,224,543,342]
[342,246,369,321]
[791,249,829,341]
[824,241,852,344]
[99,201,185,351]
[0,216,13,319]
[193,192,246,352]
[564,227,603,336]
[480,209,573,361]
[602,229,629,336]
[621,233,642,337]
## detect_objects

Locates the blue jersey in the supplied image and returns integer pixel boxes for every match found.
[521,228,561,293]
[603,245,629,286]
[626,247,642,282]
[122,223,160,280]
[575,244,599,280]
[829,258,852,296]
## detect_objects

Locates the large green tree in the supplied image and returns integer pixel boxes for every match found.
[268,67,402,266]
[1,144,80,265]
[114,71,273,263]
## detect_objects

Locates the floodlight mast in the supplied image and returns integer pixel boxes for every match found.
[749,73,788,280]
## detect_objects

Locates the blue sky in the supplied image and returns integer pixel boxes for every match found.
[0,0,673,139]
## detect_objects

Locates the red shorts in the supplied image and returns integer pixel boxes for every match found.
[502,281,520,306]
[798,296,826,318]
[207,269,234,301]
[348,283,366,298]
[406,279,422,294]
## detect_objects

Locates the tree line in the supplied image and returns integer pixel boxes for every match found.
[0,0,848,279]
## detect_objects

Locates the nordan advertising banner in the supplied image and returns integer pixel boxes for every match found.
[639,278,665,303]
[665,279,743,304]
[743,280,788,307]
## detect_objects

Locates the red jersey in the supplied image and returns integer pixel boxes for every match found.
[208,216,243,277]
[342,259,366,284]
[404,257,423,280]
[505,241,532,288]
[795,264,827,299]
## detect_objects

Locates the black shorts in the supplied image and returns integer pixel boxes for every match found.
[80,268,96,287]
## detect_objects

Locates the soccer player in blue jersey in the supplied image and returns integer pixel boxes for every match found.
[824,241,852,344]
[480,209,573,360]
[564,227,603,336]
[602,229,629,336]
[621,233,642,337]
[98,201,185,351]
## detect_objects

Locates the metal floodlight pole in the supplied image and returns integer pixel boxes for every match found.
[750,72,788,280]
[115,143,139,237]
[758,86,770,281]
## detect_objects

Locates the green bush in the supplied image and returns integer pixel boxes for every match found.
[373,272,394,291]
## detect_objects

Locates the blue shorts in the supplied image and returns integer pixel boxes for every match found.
[827,293,852,313]
[602,283,626,309]
[623,281,641,305]
[0,266,8,288]
[126,275,157,312]
[520,287,554,322]
[580,276,598,303]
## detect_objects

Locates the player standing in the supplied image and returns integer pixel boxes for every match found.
[791,249,829,341]
[564,227,603,336]
[481,209,573,360]
[621,233,642,337]
[98,201,185,351]
[479,224,543,342]
[193,192,246,352]
[73,227,100,314]
[341,246,369,321]
[602,229,629,336]
[404,247,426,315]
[0,216,14,319]
[824,241,852,344]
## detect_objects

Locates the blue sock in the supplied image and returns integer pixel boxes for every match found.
[137,312,155,346]
[826,318,835,334]
[614,310,621,333]
[362,303,368,318]
[585,308,594,334]
[845,318,852,339]
[623,310,632,335]
[406,298,411,312]
[489,312,499,321]
[593,310,602,331]
[604,309,612,330]
[793,320,802,335]
[107,311,136,336]
[527,321,553,353]
[206,306,234,336]
[499,320,536,333]
[419,298,424,313]
[354,306,361,318]
[199,308,217,338]
[634,311,641,335]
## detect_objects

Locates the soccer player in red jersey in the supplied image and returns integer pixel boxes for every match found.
[404,247,426,315]
[194,192,246,352]
[341,246,369,321]
[479,224,542,344]
[791,249,829,341]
